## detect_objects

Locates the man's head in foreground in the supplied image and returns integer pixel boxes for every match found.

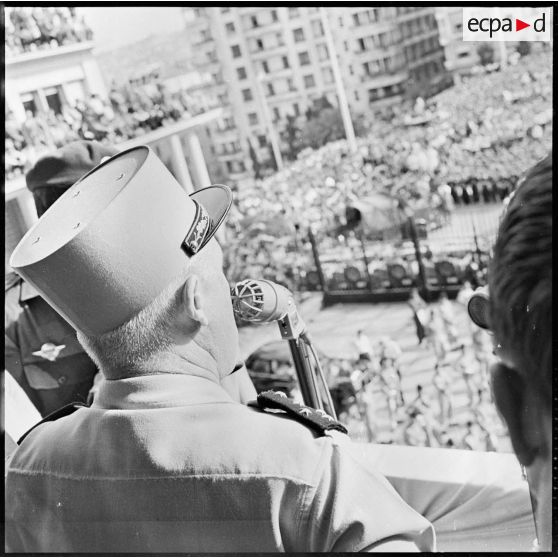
[488,153,552,550]
[12,146,240,385]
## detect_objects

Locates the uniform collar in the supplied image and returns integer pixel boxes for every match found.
[20,279,41,302]
[92,374,235,410]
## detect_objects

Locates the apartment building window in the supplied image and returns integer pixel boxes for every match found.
[44,86,63,114]
[282,55,290,68]
[272,107,281,121]
[237,67,247,80]
[258,135,267,147]
[358,38,365,52]
[289,7,299,18]
[293,102,300,116]
[317,44,329,61]
[338,16,344,26]
[312,20,324,37]
[218,93,228,105]
[287,78,296,91]
[242,88,253,101]
[237,161,246,172]
[352,13,360,26]
[271,10,278,22]
[266,82,275,96]
[248,112,259,125]
[231,44,241,58]
[298,51,310,66]
[226,161,233,173]
[223,116,235,130]
[261,60,270,73]
[368,88,380,102]
[293,28,305,42]
[363,60,380,75]
[226,22,235,34]
[322,68,334,83]
[251,15,259,28]
[256,38,264,51]
[303,74,315,88]
[276,32,285,46]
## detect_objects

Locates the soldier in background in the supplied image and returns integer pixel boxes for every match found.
[5,140,118,417]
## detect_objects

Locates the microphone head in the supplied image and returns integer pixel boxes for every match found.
[231,279,292,323]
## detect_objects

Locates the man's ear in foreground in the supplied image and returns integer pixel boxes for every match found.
[490,362,548,467]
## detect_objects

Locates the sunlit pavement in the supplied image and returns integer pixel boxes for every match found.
[240,296,511,452]
[238,202,511,452]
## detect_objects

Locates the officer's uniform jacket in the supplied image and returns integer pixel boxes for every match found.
[5,273,98,417]
[6,373,435,553]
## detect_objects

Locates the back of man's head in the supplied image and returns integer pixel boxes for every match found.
[488,153,552,550]
[489,153,552,410]
[26,140,119,217]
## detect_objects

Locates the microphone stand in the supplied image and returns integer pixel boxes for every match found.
[276,307,338,419]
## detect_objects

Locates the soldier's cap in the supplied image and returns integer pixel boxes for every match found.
[26,140,119,193]
[10,146,232,336]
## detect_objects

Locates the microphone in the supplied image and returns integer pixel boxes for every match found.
[231,279,295,323]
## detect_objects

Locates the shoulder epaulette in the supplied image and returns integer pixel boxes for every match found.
[249,390,348,436]
[17,402,87,445]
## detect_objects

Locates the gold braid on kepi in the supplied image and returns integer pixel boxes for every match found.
[182,200,211,256]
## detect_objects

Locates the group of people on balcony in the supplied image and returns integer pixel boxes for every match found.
[5,80,198,180]
[5,6,93,56]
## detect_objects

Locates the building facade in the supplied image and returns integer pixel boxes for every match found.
[182,6,450,180]
[435,6,549,75]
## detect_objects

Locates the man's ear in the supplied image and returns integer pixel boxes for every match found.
[180,275,208,327]
[491,362,542,467]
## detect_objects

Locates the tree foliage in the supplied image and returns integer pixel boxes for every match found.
[516,41,531,57]
[281,114,304,161]
[477,43,495,66]
[300,95,345,150]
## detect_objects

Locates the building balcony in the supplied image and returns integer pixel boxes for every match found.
[360,70,408,89]
[191,36,215,48]
[241,19,284,36]
[354,44,400,59]
[399,27,439,44]
[5,40,95,67]
[359,444,535,552]
[266,89,301,102]
[249,43,288,58]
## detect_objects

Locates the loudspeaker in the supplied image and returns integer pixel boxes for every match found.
[424,265,440,287]
[344,266,368,289]
[387,262,413,288]
[370,268,391,291]
[305,270,321,290]
[329,271,349,290]
[435,259,460,286]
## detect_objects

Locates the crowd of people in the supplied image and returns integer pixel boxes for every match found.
[222,49,552,289]
[5,80,198,180]
[251,283,504,452]
[5,7,93,56]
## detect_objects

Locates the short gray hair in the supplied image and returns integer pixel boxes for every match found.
[77,272,189,374]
